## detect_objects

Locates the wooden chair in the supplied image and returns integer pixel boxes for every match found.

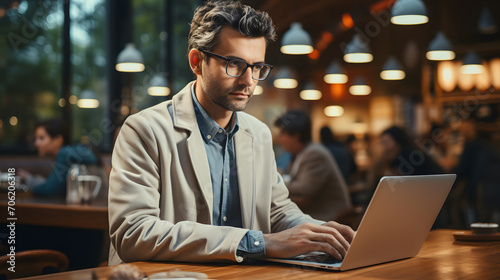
[0,249,68,279]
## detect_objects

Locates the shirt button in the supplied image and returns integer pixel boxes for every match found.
[218,129,223,133]
[224,177,228,182]
[207,135,212,139]
[254,241,260,246]
[223,216,227,221]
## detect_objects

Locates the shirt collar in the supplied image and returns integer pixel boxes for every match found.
[191,83,239,143]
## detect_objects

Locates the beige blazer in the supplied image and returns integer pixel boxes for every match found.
[108,83,320,265]
[286,143,351,221]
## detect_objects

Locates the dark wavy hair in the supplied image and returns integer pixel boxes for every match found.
[36,118,70,146]
[188,0,276,54]
[274,111,312,144]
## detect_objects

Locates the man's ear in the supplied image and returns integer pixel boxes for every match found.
[188,49,202,75]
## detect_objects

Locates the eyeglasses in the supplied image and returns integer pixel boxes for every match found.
[199,50,273,81]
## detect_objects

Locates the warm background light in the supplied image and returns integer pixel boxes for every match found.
[147,86,170,96]
[58,98,66,107]
[115,62,145,72]
[349,85,371,95]
[426,50,455,61]
[273,79,298,89]
[343,53,373,63]
[324,105,344,117]
[300,89,322,100]
[437,61,458,92]
[391,15,428,25]
[253,85,263,95]
[77,99,100,109]
[69,95,78,104]
[9,116,18,126]
[490,58,500,90]
[380,70,406,80]
[324,74,348,84]
[460,64,484,75]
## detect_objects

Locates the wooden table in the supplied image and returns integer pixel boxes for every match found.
[0,194,108,230]
[16,229,500,279]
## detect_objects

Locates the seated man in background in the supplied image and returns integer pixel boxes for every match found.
[108,0,354,265]
[274,111,351,221]
[18,118,97,196]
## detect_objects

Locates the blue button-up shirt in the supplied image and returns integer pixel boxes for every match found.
[191,84,264,259]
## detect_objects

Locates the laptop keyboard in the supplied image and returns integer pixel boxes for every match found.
[293,252,342,264]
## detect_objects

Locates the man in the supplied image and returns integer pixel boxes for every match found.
[274,111,351,221]
[108,0,354,265]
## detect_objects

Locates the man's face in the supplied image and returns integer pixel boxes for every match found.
[198,26,267,112]
[34,127,63,158]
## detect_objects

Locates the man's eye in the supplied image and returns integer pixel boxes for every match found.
[253,65,264,71]
[228,60,241,67]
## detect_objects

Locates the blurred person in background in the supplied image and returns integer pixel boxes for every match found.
[450,120,500,227]
[423,123,459,173]
[377,126,442,177]
[18,118,97,196]
[320,126,356,185]
[274,111,351,221]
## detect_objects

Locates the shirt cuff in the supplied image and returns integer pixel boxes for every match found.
[236,230,265,260]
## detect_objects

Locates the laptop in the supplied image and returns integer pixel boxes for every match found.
[265,174,456,271]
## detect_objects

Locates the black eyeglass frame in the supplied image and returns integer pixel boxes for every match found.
[199,50,273,81]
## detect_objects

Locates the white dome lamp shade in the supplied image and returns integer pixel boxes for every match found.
[148,74,170,96]
[77,89,100,109]
[299,81,322,100]
[349,76,371,95]
[273,67,298,89]
[324,60,348,84]
[280,22,314,55]
[116,43,145,72]
[380,56,406,80]
[391,0,429,25]
[343,34,373,63]
[461,51,484,74]
[426,32,455,61]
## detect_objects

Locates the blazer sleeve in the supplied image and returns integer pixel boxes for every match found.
[108,114,248,263]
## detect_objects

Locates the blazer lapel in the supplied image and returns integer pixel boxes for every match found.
[172,83,213,222]
[235,129,255,229]
[186,131,213,219]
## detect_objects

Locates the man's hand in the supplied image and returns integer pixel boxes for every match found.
[263,222,355,260]
[17,168,31,181]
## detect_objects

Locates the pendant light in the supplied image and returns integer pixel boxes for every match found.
[478,6,498,35]
[343,34,373,63]
[77,89,100,108]
[461,51,484,74]
[147,74,170,96]
[324,105,344,117]
[426,32,455,61]
[391,0,429,25]
[349,76,371,95]
[273,67,298,89]
[116,43,145,72]
[280,22,314,55]
[299,81,322,100]
[380,56,406,80]
[324,60,348,84]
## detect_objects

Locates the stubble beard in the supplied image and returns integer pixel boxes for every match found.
[202,79,253,112]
